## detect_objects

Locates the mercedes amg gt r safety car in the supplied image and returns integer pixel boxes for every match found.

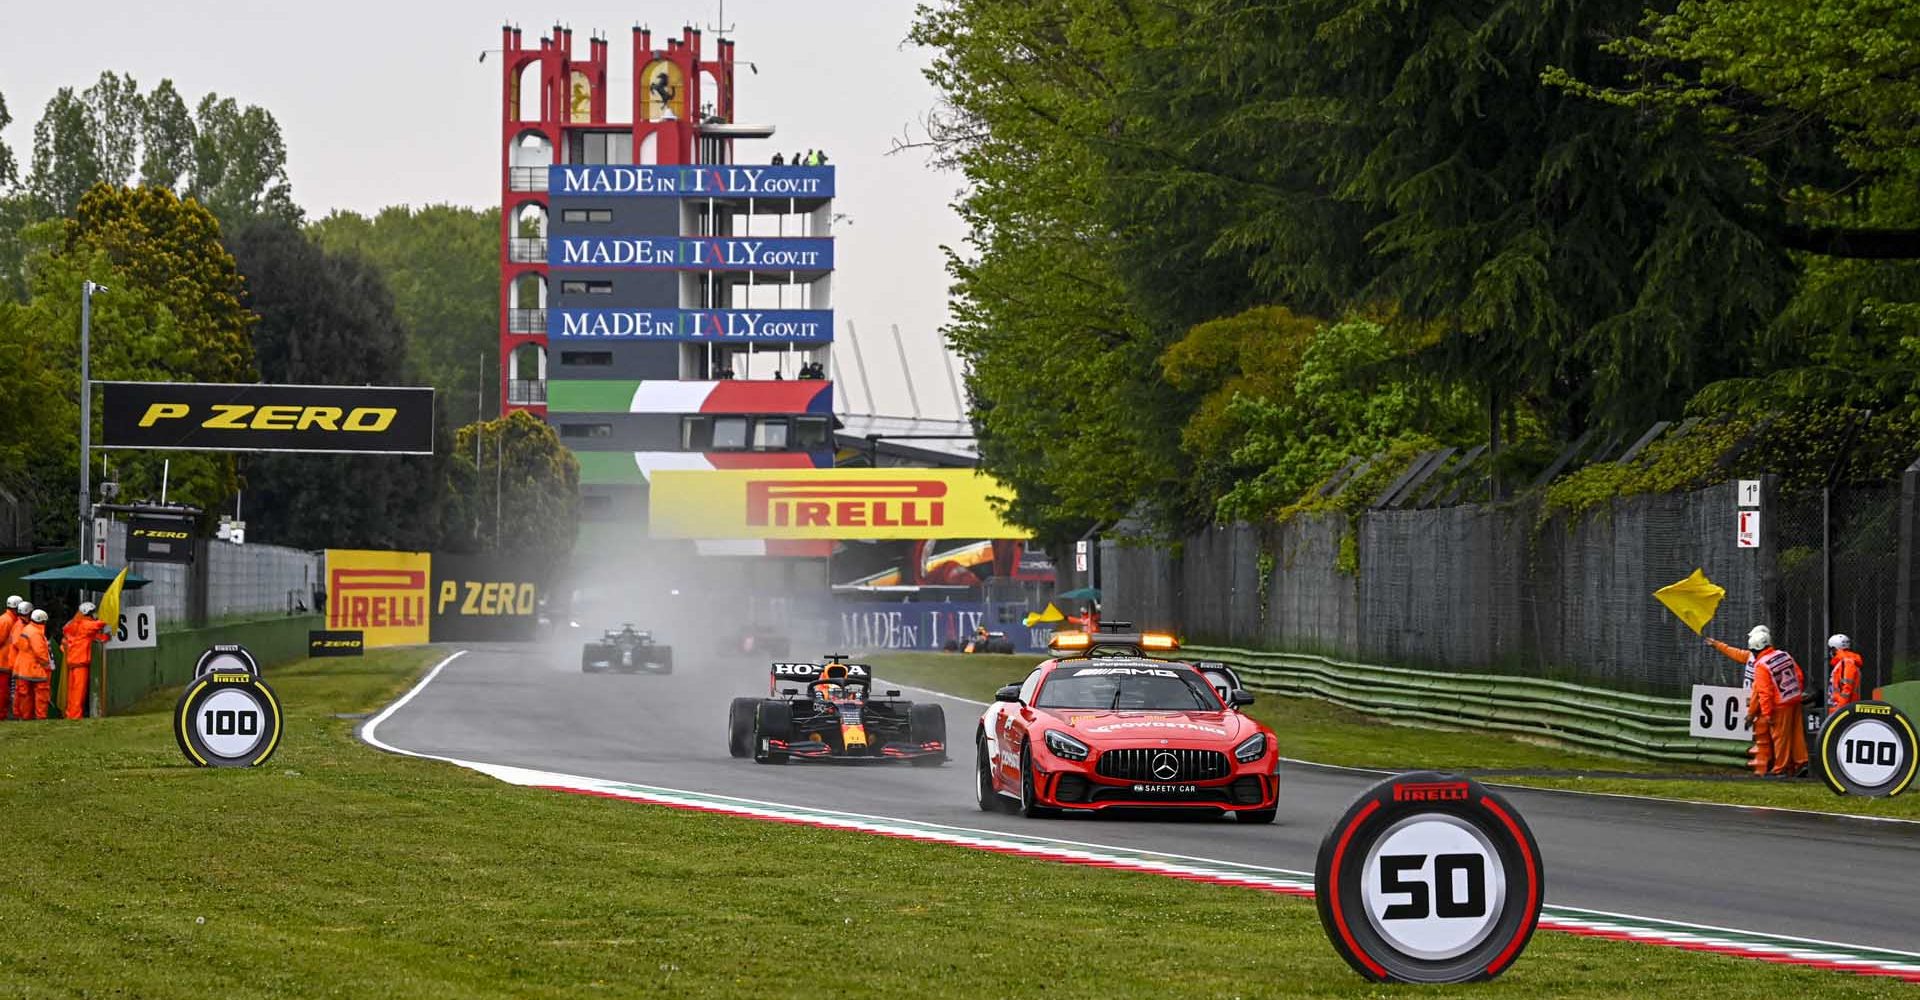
[581,624,674,674]
[727,656,947,765]
[974,623,1279,821]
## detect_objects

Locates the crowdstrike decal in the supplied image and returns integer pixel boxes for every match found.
[1082,721,1230,736]
[553,237,833,271]
[552,308,832,342]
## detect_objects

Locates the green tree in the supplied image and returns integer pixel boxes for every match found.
[223,218,444,549]
[310,205,503,424]
[190,95,299,226]
[443,411,580,567]
[0,90,17,191]
[139,79,196,191]
[27,88,102,216]
[82,71,144,188]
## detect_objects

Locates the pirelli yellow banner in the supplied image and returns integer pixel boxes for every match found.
[647,469,1022,540]
[324,549,431,647]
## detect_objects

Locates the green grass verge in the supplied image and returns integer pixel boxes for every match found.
[867,653,1920,821]
[0,648,1907,998]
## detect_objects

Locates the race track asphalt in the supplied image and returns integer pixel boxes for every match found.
[372,643,1919,953]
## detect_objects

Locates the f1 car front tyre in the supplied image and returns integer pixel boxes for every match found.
[908,703,948,766]
[727,697,757,759]
[581,644,608,674]
[1019,742,1058,819]
[753,700,792,765]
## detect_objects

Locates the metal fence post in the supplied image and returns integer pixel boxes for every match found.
[1892,459,1920,687]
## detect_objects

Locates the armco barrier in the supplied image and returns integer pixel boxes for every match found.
[99,615,322,714]
[1184,644,1748,767]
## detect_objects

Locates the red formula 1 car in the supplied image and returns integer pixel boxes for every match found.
[974,624,1279,822]
[727,657,948,766]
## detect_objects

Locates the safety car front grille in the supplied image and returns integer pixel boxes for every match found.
[1094,747,1230,782]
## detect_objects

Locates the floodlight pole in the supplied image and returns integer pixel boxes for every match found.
[79,281,106,563]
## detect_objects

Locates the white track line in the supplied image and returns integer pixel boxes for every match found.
[351,655,1920,980]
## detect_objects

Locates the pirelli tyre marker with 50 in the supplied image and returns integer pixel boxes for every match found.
[1819,701,1918,798]
[1315,772,1543,985]
[174,645,283,768]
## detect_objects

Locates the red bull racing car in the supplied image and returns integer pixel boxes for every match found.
[974,624,1279,821]
[727,656,948,766]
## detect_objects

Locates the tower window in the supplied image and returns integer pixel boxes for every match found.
[559,423,613,439]
[559,279,613,295]
[560,351,614,366]
[561,209,614,223]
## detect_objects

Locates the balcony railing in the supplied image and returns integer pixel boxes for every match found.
[506,379,547,405]
[508,308,547,334]
[508,237,548,264]
[508,166,549,192]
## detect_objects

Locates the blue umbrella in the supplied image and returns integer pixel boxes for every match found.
[1055,586,1101,602]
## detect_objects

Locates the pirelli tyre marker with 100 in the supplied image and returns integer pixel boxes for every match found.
[1819,701,1919,797]
[174,645,284,768]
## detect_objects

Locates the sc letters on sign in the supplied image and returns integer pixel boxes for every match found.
[1689,684,1755,740]
[114,605,158,649]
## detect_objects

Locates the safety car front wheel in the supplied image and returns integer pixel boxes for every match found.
[1019,742,1057,818]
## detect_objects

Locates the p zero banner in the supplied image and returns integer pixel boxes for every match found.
[324,549,431,646]
[127,517,195,563]
[101,382,435,454]
[429,554,544,642]
[551,308,832,342]
[552,164,833,198]
[307,630,365,657]
[648,469,1022,540]
[550,237,832,272]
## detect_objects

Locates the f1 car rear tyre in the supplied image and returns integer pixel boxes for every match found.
[1019,742,1058,818]
[909,704,948,766]
[753,700,792,765]
[654,646,674,674]
[988,639,1015,655]
[1238,808,1278,825]
[727,696,757,758]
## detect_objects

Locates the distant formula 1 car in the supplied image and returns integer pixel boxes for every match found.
[727,656,947,765]
[718,626,791,659]
[581,624,674,674]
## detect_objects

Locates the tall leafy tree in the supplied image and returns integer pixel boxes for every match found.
[442,411,580,567]
[190,95,299,226]
[27,88,103,216]
[310,206,503,424]
[224,219,444,549]
[82,71,144,188]
[139,79,196,191]
[0,91,17,192]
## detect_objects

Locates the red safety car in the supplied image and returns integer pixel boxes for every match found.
[974,624,1278,821]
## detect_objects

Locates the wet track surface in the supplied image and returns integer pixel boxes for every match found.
[373,644,1920,952]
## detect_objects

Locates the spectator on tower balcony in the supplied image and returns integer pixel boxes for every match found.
[772,152,784,165]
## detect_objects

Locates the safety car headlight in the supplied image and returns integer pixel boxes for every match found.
[1043,729,1090,762]
[1234,733,1268,763]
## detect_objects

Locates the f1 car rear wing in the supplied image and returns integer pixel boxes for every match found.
[770,660,873,690]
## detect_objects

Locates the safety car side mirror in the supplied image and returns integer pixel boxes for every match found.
[995,684,1022,703]
[1230,690,1256,707]
[885,689,901,697]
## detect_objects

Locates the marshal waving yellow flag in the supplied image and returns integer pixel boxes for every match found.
[96,566,130,636]
[1654,569,1726,634]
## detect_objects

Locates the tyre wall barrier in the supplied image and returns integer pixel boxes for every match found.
[1184,644,1748,767]
[99,615,322,714]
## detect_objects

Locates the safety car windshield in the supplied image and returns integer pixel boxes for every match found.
[1035,665,1221,711]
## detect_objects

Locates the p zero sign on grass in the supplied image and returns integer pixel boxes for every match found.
[99,382,435,454]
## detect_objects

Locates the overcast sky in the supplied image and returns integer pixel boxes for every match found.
[0,0,971,420]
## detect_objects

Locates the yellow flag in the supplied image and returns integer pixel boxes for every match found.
[1022,602,1067,628]
[1654,569,1726,634]
[97,567,130,634]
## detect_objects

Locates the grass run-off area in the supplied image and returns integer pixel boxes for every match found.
[0,648,1906,997]
[866,652,1920,821]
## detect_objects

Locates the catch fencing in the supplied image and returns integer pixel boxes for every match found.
[99,520,321,625]
[1106,477,1918,696]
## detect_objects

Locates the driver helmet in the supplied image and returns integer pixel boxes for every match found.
[79,602,97,616]
[814,682,846,701]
